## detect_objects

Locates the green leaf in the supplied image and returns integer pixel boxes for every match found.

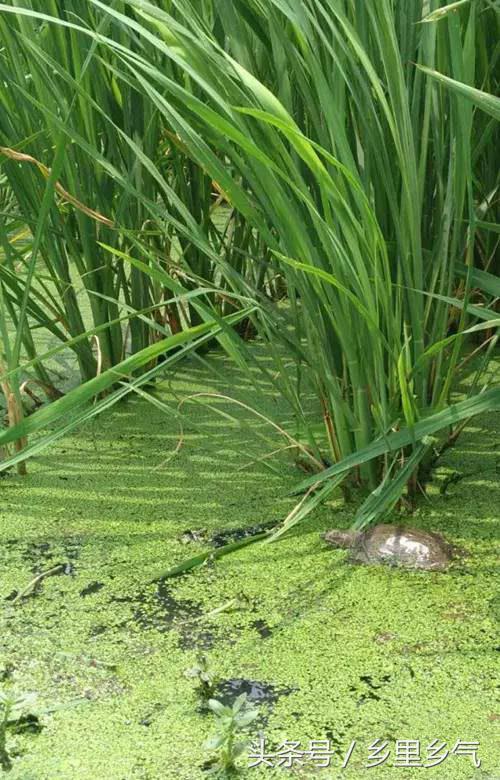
[231,741,250,758]
[417,65,500,121]
[420,1,471,23]
[207,699,228,717]
[235,710,259,727]
[149,530,273,582]
[203,734,226,751]
[475,220,500,235]
[267,475,345,542]
[352,443,428,531]
[292,387,500,495]
[0,308,254,451]
[232,693,248,714]
[455,264,500,298]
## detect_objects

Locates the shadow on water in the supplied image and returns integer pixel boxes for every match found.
[109,580,218,650]
[252,618,273,639]
[20,539,81,575]
[207,678,298,727]
[79,581,105,597]
[213,678,296,708]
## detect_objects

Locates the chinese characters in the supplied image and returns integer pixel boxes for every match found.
[248,738,481,770]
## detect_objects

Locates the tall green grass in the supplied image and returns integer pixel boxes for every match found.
[0,0,498,529]
[0,0,264,379]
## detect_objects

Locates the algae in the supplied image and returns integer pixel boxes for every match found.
[0,350,498,779]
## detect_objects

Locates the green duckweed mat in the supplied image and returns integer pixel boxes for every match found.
[0,350,498,780]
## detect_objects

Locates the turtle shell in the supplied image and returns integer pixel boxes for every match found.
[349,524,455,571]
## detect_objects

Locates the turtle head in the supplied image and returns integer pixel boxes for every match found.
[321,529,360,548]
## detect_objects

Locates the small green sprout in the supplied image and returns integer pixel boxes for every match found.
[0,690,38,771]
[184,653,219,700]
[203,693,259,775]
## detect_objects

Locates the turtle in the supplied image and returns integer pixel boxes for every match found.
[321,524,457,571]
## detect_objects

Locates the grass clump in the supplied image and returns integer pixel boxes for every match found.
[0,0,497,524]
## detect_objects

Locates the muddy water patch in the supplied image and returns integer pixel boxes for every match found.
[213,678,296,707]
[349,673,392,707]
[89,624,108,637]
[18,538,82,576]
[109,581,219,650]
[252,618,273,639]
[23,538,82,561]
[22,542,52,563]
[80,581,105,597]
[208,678,298,727]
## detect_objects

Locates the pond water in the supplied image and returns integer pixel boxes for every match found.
[0,350,498,778]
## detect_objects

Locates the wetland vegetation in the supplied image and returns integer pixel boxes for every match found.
[0,1,498,777]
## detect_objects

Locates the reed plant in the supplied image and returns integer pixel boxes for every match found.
[0,0,498,529]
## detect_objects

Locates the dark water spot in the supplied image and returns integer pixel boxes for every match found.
[4,590,18,602]
[213,678,296,708]
[359,674,391,689]
[351,674,392,706]
[0,663,14,682]
[11,713,42,735]
[22,539,81,575]
[89,624,107,637]
[210,520,277,548]
[350,683,380,704]
[154,582,215,650]
[205,678,295,729]
[325,728,348,750]
[22,542,52,563]
[62,540,82,561]
[134,580,203,630]
[111,583,215,650]
[139,703,165,727]
[252,619,273,639]
[80,581,105,597]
